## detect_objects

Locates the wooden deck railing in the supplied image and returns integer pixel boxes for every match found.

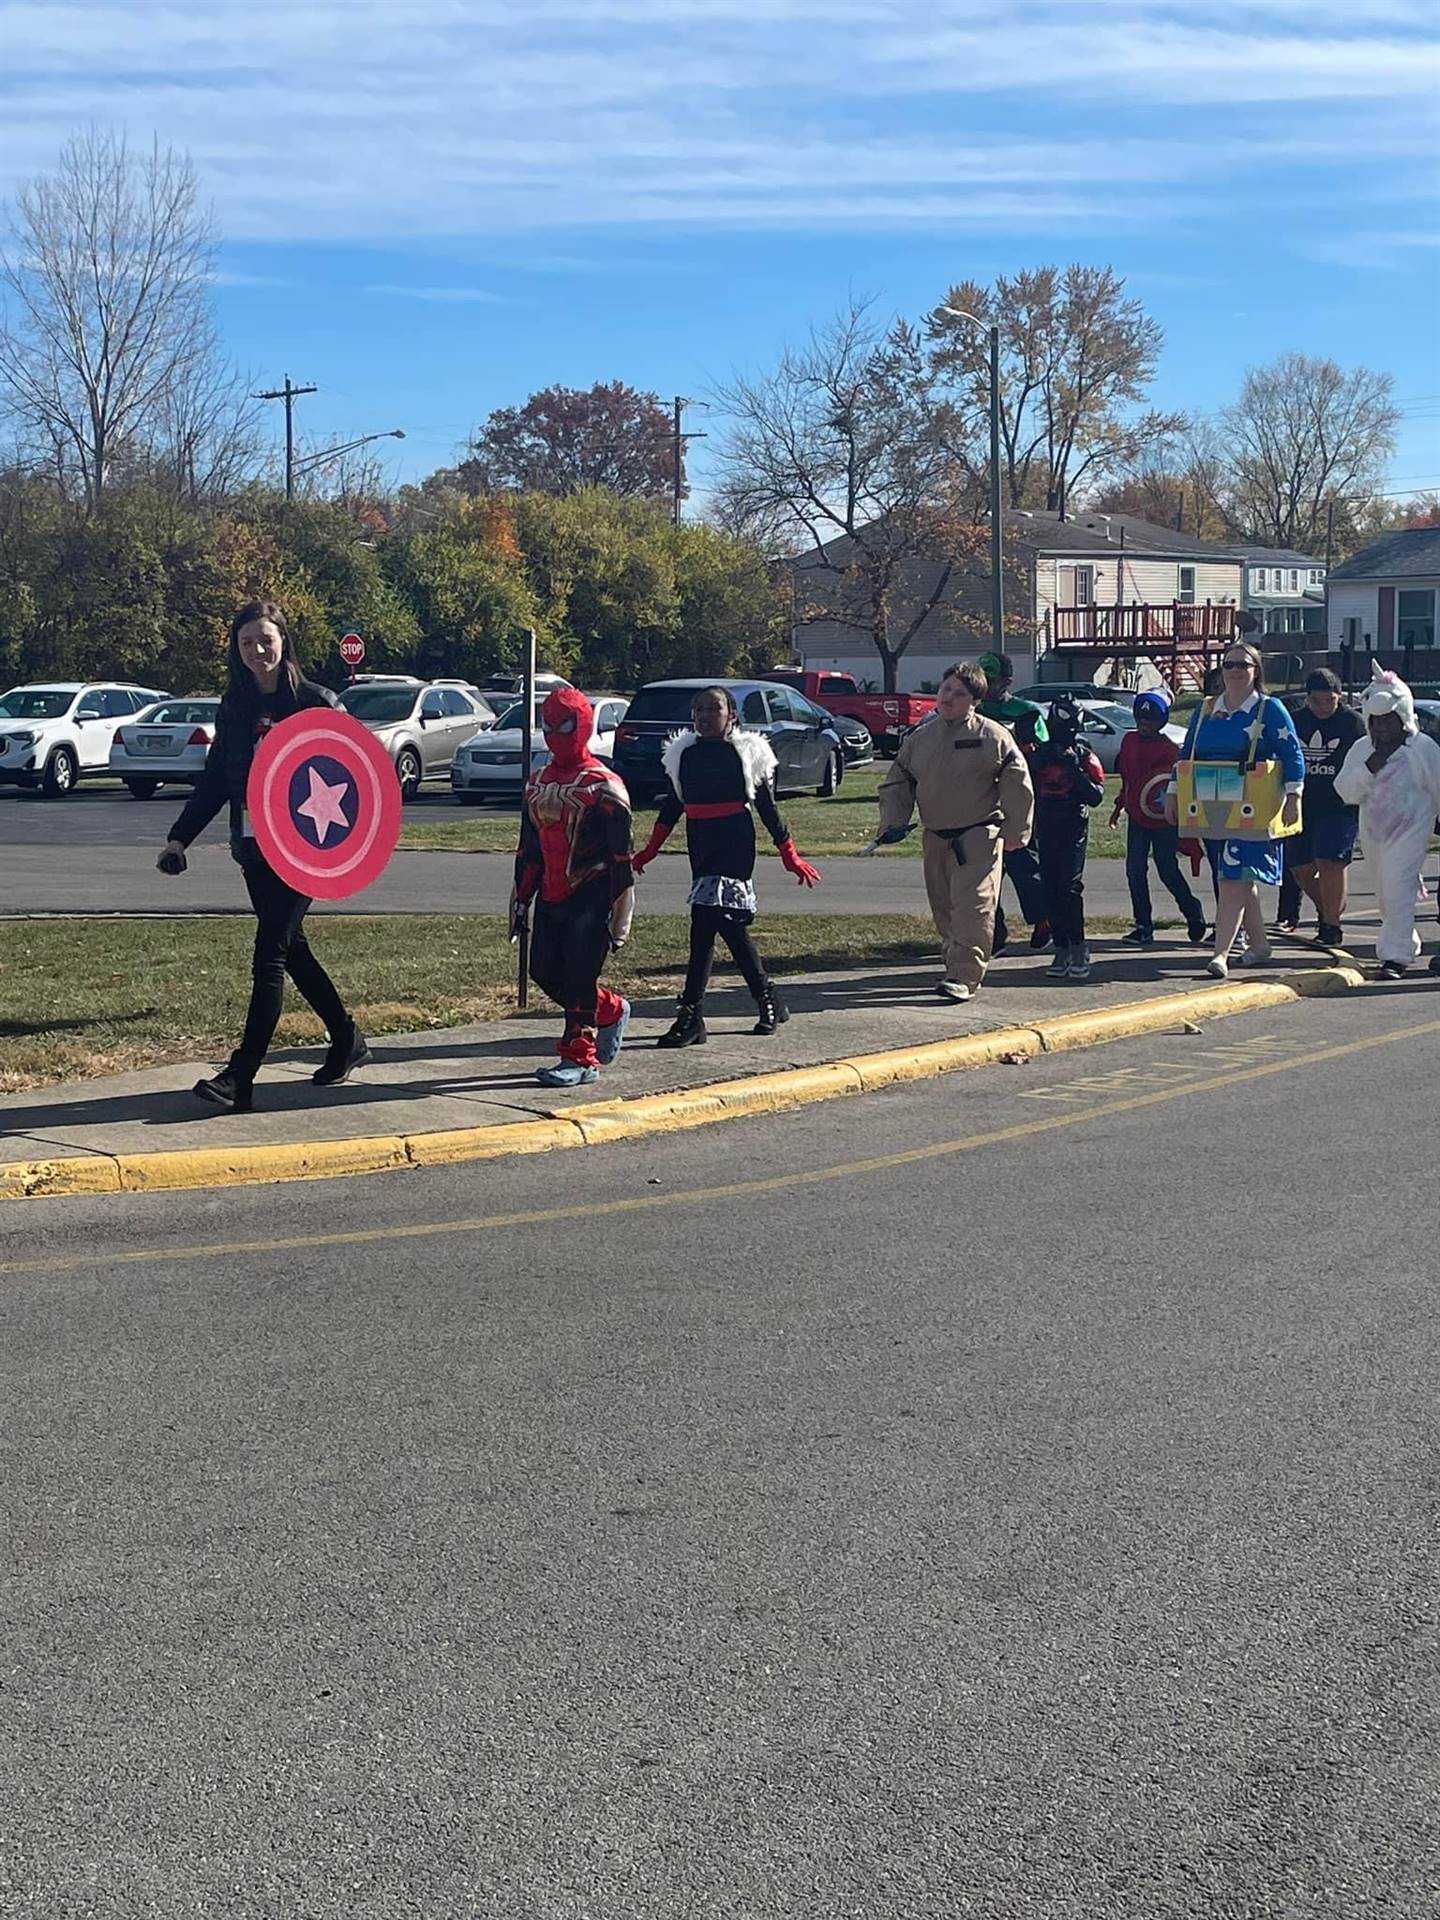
[1052,603,1239,645]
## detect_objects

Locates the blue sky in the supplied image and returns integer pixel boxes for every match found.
[4,0,1438,500]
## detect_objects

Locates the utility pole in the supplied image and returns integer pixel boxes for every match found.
[671,397,707,527]
[253,376,318,499]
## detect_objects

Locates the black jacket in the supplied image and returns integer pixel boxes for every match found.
[168,678,338,849]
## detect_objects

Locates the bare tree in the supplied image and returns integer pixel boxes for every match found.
[714,302,986,691]
[1217,352,1400,552]
[149,359,264,504]
[0,129,218,508]
[928,265,1186,512]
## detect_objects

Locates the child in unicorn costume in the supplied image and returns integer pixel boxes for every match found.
[1334,666,1440,979]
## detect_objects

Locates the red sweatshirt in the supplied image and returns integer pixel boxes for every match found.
[1115,730,1181,825]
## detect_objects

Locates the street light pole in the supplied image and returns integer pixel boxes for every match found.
[288,428,406,484]
[940,308,1004,655]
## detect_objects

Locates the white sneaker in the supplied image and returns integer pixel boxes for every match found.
[937,979,973,1002]
[1238,945,1274,968]
[1203,955,1229,979]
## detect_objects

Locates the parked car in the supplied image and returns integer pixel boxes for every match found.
[0,681,170,796]
[1414,698,1440,744]
[108,697,221,797]
[1014,680,1143,711]
[451,697,628,803]
[613,678,846,803]
[759,668,933,757]
[478,671,573,700]
[338,678,495,800]
[1071,698,1185,773]
[826,710,875,767]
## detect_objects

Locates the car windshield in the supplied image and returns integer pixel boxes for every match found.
[624,687,718,725]
[1084,703,1136,728]
[340,687,419,725]
[0,688,74,720]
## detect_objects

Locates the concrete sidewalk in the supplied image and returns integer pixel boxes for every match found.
[0,934,1359,1171]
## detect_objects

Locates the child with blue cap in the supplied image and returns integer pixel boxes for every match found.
[1109,688,1208,948]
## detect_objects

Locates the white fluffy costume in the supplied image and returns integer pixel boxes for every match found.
[1334,667,1440,966]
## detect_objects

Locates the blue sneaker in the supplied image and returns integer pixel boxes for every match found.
[535,1061,599,1088]
[595,998,631,1066]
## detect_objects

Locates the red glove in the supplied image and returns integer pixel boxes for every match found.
[778,839,820,887]
[631,818,673,875]
[1178,836,1203,876]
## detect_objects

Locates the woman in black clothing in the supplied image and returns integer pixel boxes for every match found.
[631,685,820,1047]
[157,601,368,1111]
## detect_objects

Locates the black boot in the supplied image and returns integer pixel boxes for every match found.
[313,1021,371,1086]
[656,1001,707,1049]
[752,983,789,1034]
[192,1068,253,1113]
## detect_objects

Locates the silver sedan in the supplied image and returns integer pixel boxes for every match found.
[108,697,221,798]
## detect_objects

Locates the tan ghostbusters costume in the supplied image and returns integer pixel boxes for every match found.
[878,697,1034,996]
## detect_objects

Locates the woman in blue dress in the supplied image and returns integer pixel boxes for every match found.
[1165,642,1304,979]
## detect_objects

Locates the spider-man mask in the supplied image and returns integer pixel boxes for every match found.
[541,687,595,771]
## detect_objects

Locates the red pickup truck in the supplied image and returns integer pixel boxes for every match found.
[760,669,935,756]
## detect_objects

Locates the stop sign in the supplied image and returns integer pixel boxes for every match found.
[339,632,365,667]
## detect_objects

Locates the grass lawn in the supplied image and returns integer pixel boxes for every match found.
[401,764,1131,862]
[0,912,954,1094]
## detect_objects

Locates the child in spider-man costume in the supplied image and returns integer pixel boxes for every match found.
[512,687,635,1087]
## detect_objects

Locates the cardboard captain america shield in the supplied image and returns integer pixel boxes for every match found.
[246,709,402,899]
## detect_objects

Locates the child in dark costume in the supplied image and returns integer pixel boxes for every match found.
[1030,695,1107,982]
[632,685,820,1046]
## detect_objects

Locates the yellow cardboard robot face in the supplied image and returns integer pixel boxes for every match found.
[1176,758,1299,842]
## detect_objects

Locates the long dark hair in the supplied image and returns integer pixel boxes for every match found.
[225,600,301,712]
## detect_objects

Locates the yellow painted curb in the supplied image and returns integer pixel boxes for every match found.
[0,965,1371,1202]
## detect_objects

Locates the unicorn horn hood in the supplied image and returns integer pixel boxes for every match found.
[1361,662,1417,733]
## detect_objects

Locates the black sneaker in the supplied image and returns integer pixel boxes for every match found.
[1187,920,1210,947]
[1119,927,1155,947]
[1317,922,1344,948]
[1429,952,1440,977]
[192,1070,253,1113]
[1372,960,1408,981]
[313,1024,371,1086]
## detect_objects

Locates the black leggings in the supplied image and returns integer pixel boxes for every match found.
[683,906,768,1006]
[232,849,350,1081]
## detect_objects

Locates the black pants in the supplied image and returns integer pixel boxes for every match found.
[1038,821,1089,947]
[233,849,349,1081]
[683,906,768,1007]
[1125,822,1205,935]
[529,878,621,1063]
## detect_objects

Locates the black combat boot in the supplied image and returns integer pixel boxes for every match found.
[313,1022,371,1086]
[656,1001,707,1049]
[752,983,789,1034]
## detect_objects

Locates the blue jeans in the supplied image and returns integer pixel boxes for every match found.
[1126,822,1204,934]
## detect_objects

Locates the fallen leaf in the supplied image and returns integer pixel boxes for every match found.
[997,1050,1030,1066]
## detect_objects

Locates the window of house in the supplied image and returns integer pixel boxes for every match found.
[1178,566,1196,604]
[1288,569,1299,593]
[1255,567,1269,594]
[1310,569,1324,586]
[1398,588,1436,651]
[1074,565,1094,607]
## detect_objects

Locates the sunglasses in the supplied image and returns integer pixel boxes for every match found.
[1222,658,1254,670]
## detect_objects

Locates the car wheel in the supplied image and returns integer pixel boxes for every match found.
[817,748,842,797]
[125,778,160,799]
[395,747,422,802]
[42,746,78,797]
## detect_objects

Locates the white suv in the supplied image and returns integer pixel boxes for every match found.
[0,681,170,796]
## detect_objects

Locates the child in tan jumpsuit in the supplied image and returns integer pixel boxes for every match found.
[874,662,1035,1002]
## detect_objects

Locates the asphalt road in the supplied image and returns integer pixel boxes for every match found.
[0,785,1402,924]
[4,989,1438,1916]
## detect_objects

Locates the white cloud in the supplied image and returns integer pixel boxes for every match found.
[365,284,504,303]
[0,1,1434,240]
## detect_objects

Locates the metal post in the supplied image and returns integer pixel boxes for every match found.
[673,396,683,528]
[516,626,537,1009]
[988,325,1004,654]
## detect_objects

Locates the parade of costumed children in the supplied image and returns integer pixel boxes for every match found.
[1334,665,1440,980]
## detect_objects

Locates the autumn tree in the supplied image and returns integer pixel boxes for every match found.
[1087,459,1233,541]
[1217,352,1400,553]
[927,265,1185,512]
[714,302,986,692]
[462,382,683,503]
[0,130,238,509]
